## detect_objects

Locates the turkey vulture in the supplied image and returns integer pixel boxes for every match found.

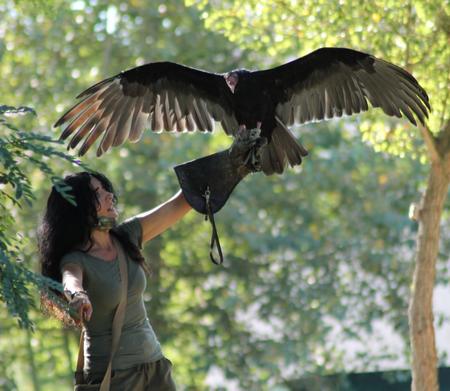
[55,47,430,175]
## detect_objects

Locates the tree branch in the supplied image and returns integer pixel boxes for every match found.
[437,120,450,178]
[420,124,440,164]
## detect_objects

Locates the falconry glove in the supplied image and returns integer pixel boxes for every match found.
[174,128,266,264]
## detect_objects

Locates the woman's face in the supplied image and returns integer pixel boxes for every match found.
[90,176,118,219]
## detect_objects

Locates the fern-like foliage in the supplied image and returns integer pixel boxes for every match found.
[0,105,85,328]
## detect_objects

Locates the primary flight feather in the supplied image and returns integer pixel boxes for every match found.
[55,47,430,175]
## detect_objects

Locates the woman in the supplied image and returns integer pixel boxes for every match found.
[39,171,191,390]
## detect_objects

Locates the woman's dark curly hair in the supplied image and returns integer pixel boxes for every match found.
[39,171,147,324]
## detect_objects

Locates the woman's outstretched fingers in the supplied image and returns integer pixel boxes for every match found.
[81,299,93,322]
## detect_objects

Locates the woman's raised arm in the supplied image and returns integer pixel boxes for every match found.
[137,190,191,244]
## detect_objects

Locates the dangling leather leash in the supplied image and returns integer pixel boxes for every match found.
[203,187,224,265]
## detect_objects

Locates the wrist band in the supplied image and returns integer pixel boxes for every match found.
[64,290,88,301]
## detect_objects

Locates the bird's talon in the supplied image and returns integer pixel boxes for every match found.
[255,136,267,149]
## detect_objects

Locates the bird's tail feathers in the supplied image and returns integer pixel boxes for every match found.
[260,125,308,175]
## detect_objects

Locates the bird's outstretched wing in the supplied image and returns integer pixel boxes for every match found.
[55,62,238,156]
[254,47,430,128]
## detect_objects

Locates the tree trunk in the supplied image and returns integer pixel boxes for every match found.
[409,136,450,390]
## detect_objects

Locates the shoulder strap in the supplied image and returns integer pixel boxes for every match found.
[75,238,128,391]
[100,238,128,391]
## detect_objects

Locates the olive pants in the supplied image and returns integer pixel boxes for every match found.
[75,358,176,391]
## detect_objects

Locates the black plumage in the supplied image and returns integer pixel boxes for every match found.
[55,47,430,175]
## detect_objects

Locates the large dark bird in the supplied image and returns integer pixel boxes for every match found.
[55,47,430,175]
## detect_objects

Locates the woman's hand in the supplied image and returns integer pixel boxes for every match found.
[69,291,93,322]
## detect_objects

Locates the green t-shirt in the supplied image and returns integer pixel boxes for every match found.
[60,218,163,373]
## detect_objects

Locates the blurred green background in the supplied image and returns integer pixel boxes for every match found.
[1,0,449,390]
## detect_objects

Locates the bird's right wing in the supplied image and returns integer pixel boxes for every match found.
[254,47,430,128]
[55,62,238,156]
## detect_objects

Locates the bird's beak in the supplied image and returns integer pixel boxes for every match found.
[224,74,236,94]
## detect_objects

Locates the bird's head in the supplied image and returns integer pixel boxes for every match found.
[224,71,239,94]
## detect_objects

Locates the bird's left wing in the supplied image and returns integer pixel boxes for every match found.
[253,47,430,128]
[55,62,238,156]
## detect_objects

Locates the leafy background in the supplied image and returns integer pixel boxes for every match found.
[1,0,449,390]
